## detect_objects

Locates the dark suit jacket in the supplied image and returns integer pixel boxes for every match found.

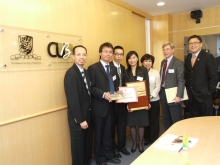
[160,56,185,99]
[124,66,150,102]
[64,63,91,126]
[185,49,218,102]
[88,61,119,117]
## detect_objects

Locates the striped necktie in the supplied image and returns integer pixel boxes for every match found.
[81,71,89,91]
[117,67,122,86]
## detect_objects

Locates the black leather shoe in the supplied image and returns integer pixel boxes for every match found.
[114,149,122,158]
[106,158,121,164]
[131,144,137,153]
[138,144,145,153]
[118,147,130,155]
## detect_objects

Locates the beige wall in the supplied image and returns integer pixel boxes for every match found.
[151,6,220,71]
[0,0,147,164]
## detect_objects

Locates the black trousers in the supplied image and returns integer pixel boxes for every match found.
[93,102,115,164]
[144,100,160,144]
[113,103,127,150]
[189,93,213,117]
[69,113,93,165]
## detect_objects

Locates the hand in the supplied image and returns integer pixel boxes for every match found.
[80,121,88,129]
[127,105,133,112]
[104,92,112,102]
[117,90,125,97]
[146,104,151,110]
[173,97,181,103]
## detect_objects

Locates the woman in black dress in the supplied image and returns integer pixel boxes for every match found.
[125,51,151,153]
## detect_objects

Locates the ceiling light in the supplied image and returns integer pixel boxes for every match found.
[157,2,165,6]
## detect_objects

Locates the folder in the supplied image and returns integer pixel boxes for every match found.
[165,87,188,103]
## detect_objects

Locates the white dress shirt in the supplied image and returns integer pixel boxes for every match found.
[148,68,160,102]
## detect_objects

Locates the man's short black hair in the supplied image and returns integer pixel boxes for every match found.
[72,45,87,54]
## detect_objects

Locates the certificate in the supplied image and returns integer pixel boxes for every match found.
[126,80,150,111]
[110,92,124,100]
[116,87,138,103]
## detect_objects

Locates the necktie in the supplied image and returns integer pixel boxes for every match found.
[81,71,89,94]
[117,67,122,86]
[105,65,115,93]
[161,60,167,86]
[192,55,197,67]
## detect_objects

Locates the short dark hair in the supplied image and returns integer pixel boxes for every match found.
[72,45,87,55]
[140,54,155,65]
[188,35,202,43]
[99,42,113,53]
[126,51,139,70]
[113,46,124,54]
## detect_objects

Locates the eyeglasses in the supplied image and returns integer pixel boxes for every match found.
[188,42,201,46]
[75,53,87,57]
[162,48,172,52]
[102,51,113,54]
[114,53,124,56]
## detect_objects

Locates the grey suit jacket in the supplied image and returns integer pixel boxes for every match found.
[160,56,185,98]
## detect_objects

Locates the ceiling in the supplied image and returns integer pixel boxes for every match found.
[123,0,220,16]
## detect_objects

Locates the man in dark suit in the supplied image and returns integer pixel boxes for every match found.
[64,45,93,165]
[185,35,218,117]
[110,46,130,158]
[159,42,185,130]
[88,42,121,165]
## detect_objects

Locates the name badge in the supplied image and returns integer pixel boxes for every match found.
[168,69,174,73]
[112,75,116,81]
[149,76,155,80]
[137,76,143,81]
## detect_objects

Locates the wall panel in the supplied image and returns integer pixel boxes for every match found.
[0,0,148,164]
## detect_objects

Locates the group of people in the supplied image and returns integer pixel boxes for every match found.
[64,34,219,165]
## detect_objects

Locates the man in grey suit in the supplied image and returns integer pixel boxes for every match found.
[159,42,185,130]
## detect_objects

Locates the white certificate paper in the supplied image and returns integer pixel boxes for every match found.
[116,87,138,103]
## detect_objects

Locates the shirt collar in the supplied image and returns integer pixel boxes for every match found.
[193,50,201,58]
[75,64,84,72]
[113,61,120,68]
[166,55,173,63]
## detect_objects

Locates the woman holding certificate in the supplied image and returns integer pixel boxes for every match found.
[125,51,151,153]
[141,54,161,145]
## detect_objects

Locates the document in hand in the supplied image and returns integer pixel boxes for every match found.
[165,87,188,103]
[153,134,199,152]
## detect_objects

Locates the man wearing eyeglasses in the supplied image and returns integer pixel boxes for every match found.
[64,45,93,165]
[110,46,130,158]
[185,35,218,117]
[88,42,121,165]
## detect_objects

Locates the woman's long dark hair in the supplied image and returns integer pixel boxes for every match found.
[126,51,139,77]
[126,51,139,70]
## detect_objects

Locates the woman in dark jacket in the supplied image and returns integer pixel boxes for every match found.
[125,51,151,153]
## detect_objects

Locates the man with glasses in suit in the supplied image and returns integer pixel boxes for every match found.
[185,35,218,117]
[64,45,93,165]
[110,46,130,158]
[88,42,121,165]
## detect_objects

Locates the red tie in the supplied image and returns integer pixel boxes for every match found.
[161,60,167,86]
